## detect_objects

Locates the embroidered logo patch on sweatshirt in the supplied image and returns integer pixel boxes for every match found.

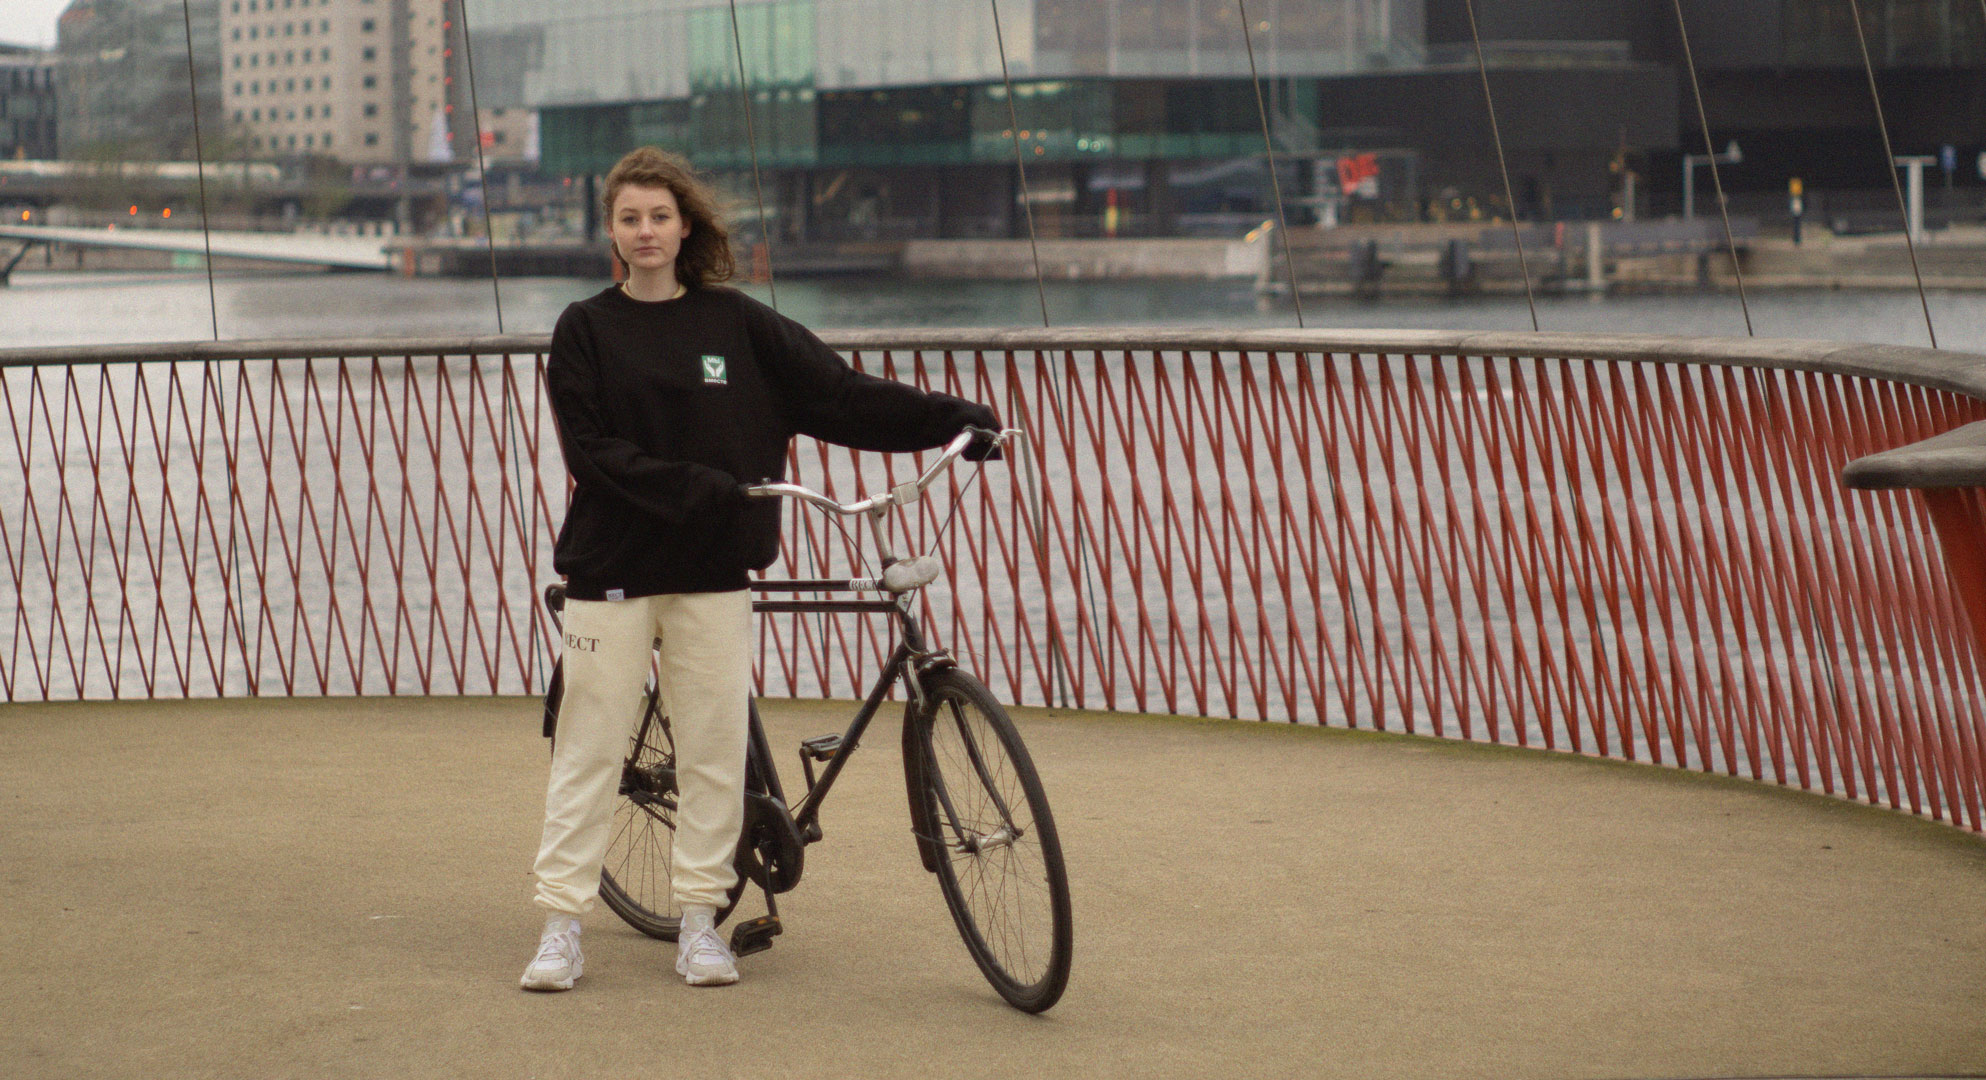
[701,355,728,385]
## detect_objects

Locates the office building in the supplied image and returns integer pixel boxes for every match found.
[220,0,475,165]
[0,44,59,160]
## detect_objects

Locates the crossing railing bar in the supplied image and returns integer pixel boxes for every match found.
[1833,374,1906,803]
[1266,355,1346,725]
[1852,379,1924,809]
[1881,382,1974,820]
[1092,355,1153,713]
[1764,369,1846,789]
[1714,365,1794,780]
[1676,366,1751,774]
[1511,361,1587,753]
[1486,358,1573,749]
[1618,363,1697,770]
[1372,357,1440,734]
[74,371,115,697]
[164,364,216,695]
[1767,372,1851,793]
[1422,358,1493,741]
[1404,357,1478,738]
[1445,356,1528,743]
[1083,355,1135,710]
[1795,371,1879,796]
[1122,355,1187,714]
[1207,352,1271,720]
[98,367,140,698]
[1545,359,1622,758]
[1869,378,1960,815]
[1603,362,1676,764]
[441,357,502,694]
[316,360,365,694]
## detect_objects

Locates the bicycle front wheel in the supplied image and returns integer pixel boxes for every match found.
[910,669,1072,1012]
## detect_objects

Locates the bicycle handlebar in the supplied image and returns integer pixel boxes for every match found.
[743,426,1018,517]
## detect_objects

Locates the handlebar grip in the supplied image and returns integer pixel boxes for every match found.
[962,425,1004,462]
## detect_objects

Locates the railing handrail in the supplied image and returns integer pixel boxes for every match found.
[3,326,1982,392]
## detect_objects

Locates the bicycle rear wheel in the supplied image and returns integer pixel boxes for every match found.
[910,669,1072,1012]
[599,688,741,940]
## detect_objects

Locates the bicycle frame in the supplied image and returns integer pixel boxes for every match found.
[745,580,945,842]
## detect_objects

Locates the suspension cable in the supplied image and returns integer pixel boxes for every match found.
[1461,0,1540,331]
[177,0,219,340]
[1846,0,1938,349]
[1237,0,1305,327]
[455,0,504,333]
[459,0,541,690]
[727,0,779,311]
[989,0,1051,327]
[1238,0,1365,669]
[181,0,248,692]
[989,0,1078,708]
[1669,0,1754,336]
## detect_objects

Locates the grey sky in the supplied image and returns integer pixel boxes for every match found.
[0,0,69,49]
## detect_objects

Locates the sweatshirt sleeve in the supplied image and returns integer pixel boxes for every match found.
[545,305,742,524]
[741,293,979,452]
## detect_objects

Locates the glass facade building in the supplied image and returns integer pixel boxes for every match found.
[56,0,223,159]
[473,0,1418,173]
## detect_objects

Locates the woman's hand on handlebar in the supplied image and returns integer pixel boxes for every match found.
[951,401,1003,461]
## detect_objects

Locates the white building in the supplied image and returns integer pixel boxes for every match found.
[220,0,468,165]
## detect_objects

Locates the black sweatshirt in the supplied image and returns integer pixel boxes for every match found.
[546,284,985,600]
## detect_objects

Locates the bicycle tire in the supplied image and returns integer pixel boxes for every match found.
[910,668,1073,1012]
[599,687,743,940]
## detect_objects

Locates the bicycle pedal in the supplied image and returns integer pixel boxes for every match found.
[728,915,782,958]
[799,734,842,761]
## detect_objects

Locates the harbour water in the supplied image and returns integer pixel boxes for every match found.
[3,269,1986,351]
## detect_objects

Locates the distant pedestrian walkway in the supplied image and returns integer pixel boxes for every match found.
[3,696,1982,1079]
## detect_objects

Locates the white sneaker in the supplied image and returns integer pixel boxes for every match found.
[675,910,739,987]
[520,918,584,991]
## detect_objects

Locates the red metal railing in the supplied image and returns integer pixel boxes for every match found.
[5,330,1985,829]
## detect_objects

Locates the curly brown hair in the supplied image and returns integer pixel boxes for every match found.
[602,147,735,287]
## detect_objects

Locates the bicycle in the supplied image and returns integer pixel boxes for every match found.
[541,426,1074,1013]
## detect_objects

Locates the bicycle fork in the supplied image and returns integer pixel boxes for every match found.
[902,669,1026,873]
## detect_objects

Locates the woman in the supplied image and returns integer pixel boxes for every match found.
[521,147,998,991]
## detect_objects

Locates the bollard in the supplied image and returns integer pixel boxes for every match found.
[1438,238,1472,293]
[1586,221,1605,292]
[1349,239,1384,295]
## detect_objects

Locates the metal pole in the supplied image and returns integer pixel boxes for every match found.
[1683,157,1695,220]
[1904,156,1926,244]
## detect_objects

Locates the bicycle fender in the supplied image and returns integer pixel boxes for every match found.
[541,657,563,740]
[901,703,943,874]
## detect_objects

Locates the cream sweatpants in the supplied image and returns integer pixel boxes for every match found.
[532,589,753,916]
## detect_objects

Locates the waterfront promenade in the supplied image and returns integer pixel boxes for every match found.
[4,695,1982,1079]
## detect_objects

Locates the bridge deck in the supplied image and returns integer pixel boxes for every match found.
[3,696,1982,1079]
[0,223,394,271]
